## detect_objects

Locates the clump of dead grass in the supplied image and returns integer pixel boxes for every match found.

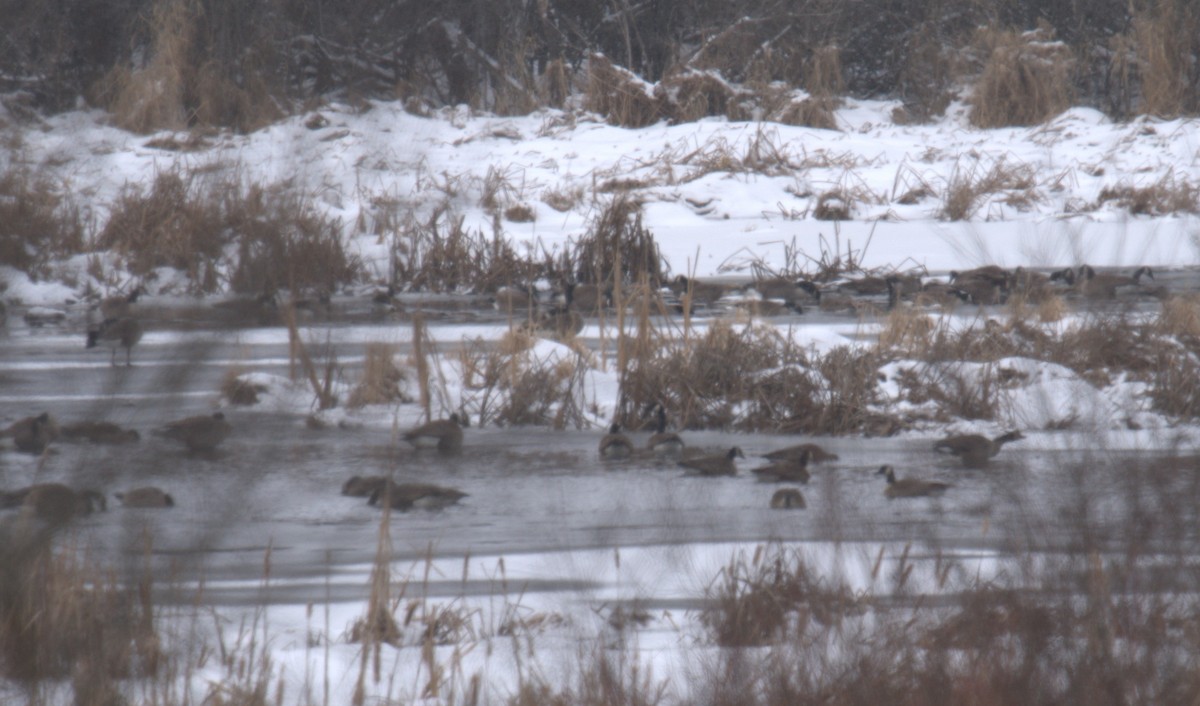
[569,194,665,290]
[939,156,1038,221]
[968,25,1074,128]
[1095,172,1200,215]
[584,54,659,128]
[99,171,356,295]
[0,533,160,691]
[347,343,410,409]
[390,208,556,294]
[0,166,86,278]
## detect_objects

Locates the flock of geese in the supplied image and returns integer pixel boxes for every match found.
[1,394,1026,526]
[32,261,1158,369]
[593,406,1026,508]
[5,262,1122,527]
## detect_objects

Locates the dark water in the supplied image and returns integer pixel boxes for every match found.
[2,295,1199,608]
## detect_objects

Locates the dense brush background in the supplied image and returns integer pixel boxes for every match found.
[3,0,1197,132]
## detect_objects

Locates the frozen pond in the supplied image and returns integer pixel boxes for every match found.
[4,298,1200,614]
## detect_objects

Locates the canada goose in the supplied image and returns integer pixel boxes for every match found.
[949,266,1008,287]
[535,305,584,337]
[769,488,807,509]
[1077,265,1154,299]
[752,457,811,484]
[96,286,143,320]
[60,421,140,444]
[213,291,279,325]
[877,465,950,499]
[87,317,143,366]
[836,275,891,296]
[909,281,970,308]
[763,443,838,464]
[678,447,744,477]
[342,475,390,497]
[670,276,733,308]
[599,423,634,460]
[735,297,799,317]
[1,412,60,454]
[371,283,397,306]
[155,412,232,452]
[1007,267,1056,302]
[646,405,684,457]
[564,282,610,314]
[115,486,174,508]
[367,483,467,511]
[18,483,107,525]
[952,276,1006,305]
[934,430,1024,467]
[752,277,819,308]
[403,413,466,453]
[493,285,538,314]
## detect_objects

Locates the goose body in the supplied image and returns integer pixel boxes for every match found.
[646,405,684,457]
[96,286,142,320]
[403,414,466,453]
[670,276,733,307]
[1077,265,1154,299]
[535,306,584,337]
[17,483,107,524]
[878,465,950,499]
[115,486,174,508]
[678,447,744,477]
[156,412,232,452]
[934,430,1024,467]
[770,488,807,509]
[564,282,610,314]
[342,475,390,497]
[599,423,634,460]
[763,443,838,464]
[752,458,811,484]
[367,483,467,511]
[87,316,143,366]
[2,412,59,454]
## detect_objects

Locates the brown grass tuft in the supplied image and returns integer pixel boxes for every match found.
[968,25,1074,128]
[584,54,660,128]
[347,343,410,409]
[655,69,742,123]
[0,166,85,277]
[569,194,664,290]
[939,156,1037,221]
[1095,172,1200,215]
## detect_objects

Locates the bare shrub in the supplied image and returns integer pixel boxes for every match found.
[0,166,85,277]
[584,54,659,128]
[968,25,1074,128]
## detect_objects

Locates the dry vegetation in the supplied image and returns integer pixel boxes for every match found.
[98,171,358,295]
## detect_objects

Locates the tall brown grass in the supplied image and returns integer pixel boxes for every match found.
[968,25,1074,128]
[0,166,86,277]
